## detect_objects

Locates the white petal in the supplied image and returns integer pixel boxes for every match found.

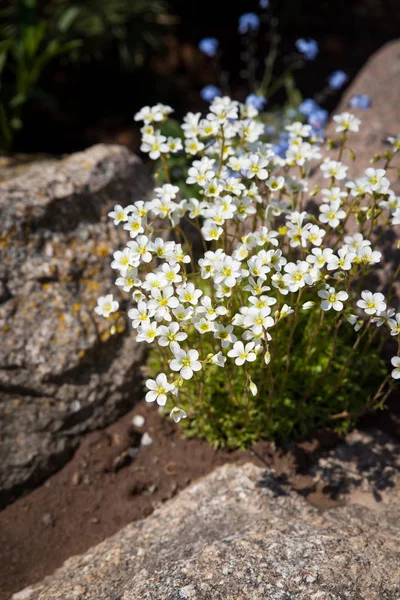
[145,391,157,403]
[180,366,193,380]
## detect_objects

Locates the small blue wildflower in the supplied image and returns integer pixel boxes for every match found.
[296,38,319,61]
[245,93,267,111]
[310,127,325,140]
[198,38,219,57]
[308,108,328,130]
[259,0,269,8]
[286,108,298,119]
[298,98,318,117]
[238,13,260,35]
[349,94,371,109]
[264,124,275,135]
[200,85,222,102]
[272,141,289,158]
[328,70,348,90]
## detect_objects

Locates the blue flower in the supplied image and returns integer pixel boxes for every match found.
[200,85,222,102]
[238,13,260,34]
[245,93,267,111]
[349,94,371,110]
[298,98,318,117]
[259,0,269,8]
[272,141,289,158]
[296,38,319,61]
[308,108,328,130]
[198,38,219,58]
[328,70,348,90]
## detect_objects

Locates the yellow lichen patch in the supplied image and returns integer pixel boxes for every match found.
[97,245,110,257]
[73,303,81,313]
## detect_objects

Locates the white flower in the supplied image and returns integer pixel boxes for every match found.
[202,220,224,241]
[95,294,119,318]
[194,318,215,334]
[141,133,169,160]
[169,346,202,380]
[244,154,269,180]
[318,287,348,311]
[326,247,356,271]
[128,302,154,328]
[167,137,183,153]
[388,313,400,336]
[147,287,179,321]
[356,290,386,315]
[157,322,187,347]
[127,235,152,264]
[145,373,173,406]
[185,138,205,155]
[320,159,348,180]
[391,356,400,379]
[172,304,193,321]
[388,134,400,152]
[111,248,135,274]
[134,103,172,124]
[347,314,363,332]
[214,324,237,348]
[307,247,333,268]
[177,282,203,305]
[210,351,226,367]
[123,215,145,238]
[170,407,187,423]
[196,296,227,320]
[372,308,395,327]
[115,268,139,292]
[319,201,346,228]
[108,204,129,225]
[333,112,360,133]
[279,304,294,319]
[228,341,257,366]
[243,307,274,334]
[249,380,258,396]
[267,175,284,192]
[136,322,160,343]
[363,168,390,193]
[282,261,310,292]
[357,246,381,265]
[302,301,314,310]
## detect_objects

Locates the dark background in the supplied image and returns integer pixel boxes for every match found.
[3,0,400,154]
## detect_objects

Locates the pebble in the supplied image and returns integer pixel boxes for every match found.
[141,432,153,447]
[132,415,145,428]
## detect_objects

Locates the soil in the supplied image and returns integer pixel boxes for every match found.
[0,400,342,600]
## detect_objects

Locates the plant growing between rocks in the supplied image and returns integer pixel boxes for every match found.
[94,96,400,448]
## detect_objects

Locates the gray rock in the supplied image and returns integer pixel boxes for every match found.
[309,428,400,507]
[15,462,400,600]
[0,144,153,507]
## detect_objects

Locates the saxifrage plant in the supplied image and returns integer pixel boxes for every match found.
[94,97,400,448]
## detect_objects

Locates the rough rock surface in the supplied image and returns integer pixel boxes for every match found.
[14,462,400,600]
[309,428,400,507]
[0,144,153,507]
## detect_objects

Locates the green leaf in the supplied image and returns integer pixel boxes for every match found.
[57,7,80,33]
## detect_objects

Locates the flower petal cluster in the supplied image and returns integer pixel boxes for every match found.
[96,96,400,423]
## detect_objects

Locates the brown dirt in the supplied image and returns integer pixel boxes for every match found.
[0,401,340,600]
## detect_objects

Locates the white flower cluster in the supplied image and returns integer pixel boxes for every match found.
[96,96,400,420]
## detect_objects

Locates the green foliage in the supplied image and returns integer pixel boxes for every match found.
[0,0,81,152]
[42,0,172,68]
[0,0,172,152]
[149,296,386,449]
